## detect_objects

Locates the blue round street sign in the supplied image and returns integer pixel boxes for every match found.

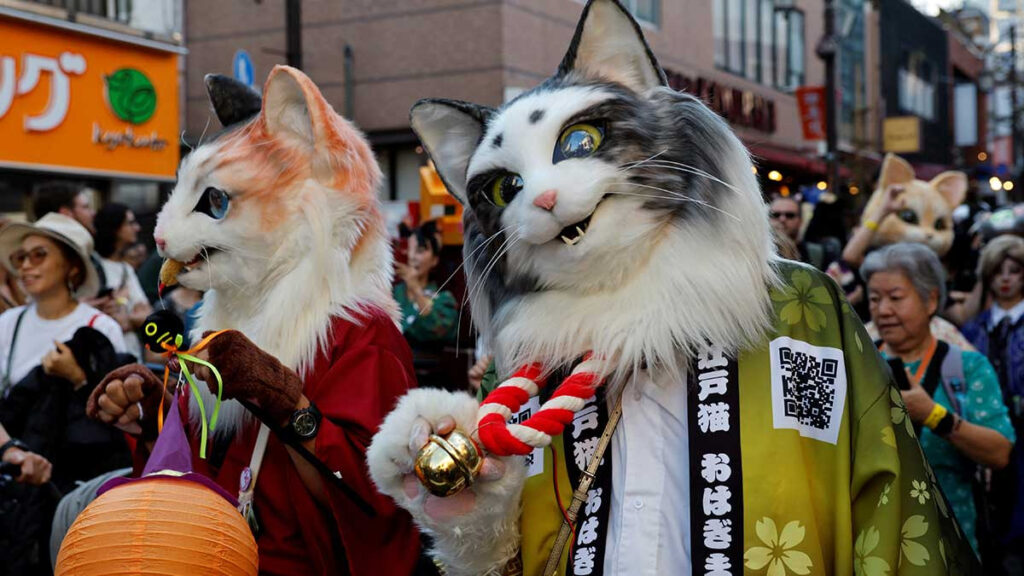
[233,50,254,88]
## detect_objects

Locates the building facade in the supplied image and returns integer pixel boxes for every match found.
[0,0,185,222]
[184,0,833,204]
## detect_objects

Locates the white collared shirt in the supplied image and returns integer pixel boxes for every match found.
[604,366,690,575]
[989,299,1024,330]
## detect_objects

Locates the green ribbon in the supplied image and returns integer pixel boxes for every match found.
[176,353,224,459]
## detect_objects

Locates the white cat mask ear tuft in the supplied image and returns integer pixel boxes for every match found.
[930,171,968,208]
[557,0,667,92]
[878,153,916,190]
[261,65,331,148]
[410,99,493,205]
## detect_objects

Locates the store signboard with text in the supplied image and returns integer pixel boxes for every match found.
[883,116,922,154]
[795,86,826,141]
[0,17,180,180]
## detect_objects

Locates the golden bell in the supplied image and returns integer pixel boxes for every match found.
[414,430,484,497]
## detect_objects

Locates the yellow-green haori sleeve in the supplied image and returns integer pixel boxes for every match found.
[836,270,980,575]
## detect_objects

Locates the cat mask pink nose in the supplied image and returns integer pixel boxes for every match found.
[533,190,558,211]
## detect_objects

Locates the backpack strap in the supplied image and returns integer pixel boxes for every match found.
[238,424,271,537]
[806,242,825,269]
[1,307,29,397]
[940,343,966,417]
[89,253,107,290]
[87,313,100,328]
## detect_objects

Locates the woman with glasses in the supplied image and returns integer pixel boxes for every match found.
[0,213,129,575]
[93,203,153,361]
[0,213,125,391]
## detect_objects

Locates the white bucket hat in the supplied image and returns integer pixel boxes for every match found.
[0,213,100,299]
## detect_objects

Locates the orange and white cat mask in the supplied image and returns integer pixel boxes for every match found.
[862,153,967,257]
[154,66,395,433]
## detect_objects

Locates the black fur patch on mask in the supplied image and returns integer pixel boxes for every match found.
[205,74,262,128]
[461,79,738,331]
[492,133,503,148]
[529,110,545,124]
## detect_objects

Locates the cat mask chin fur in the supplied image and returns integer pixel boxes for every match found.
[865,153,967,257]
[158,66,395,436]
[412,0,779,386]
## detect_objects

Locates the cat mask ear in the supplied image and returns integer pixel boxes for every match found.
[878,153,916,190]
[930,171,968,208]
[205,74,262,128]
[556,0,667,92]
[260,65,335,148]
[410,99,494,205]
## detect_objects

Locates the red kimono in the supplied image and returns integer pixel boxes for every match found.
[139,308,421,575]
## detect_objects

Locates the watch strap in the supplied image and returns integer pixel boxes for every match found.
[238,399,375,517]
[283,401,322,442]
[0,438,28,461]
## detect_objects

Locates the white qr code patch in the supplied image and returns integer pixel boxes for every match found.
[769,337,847,445]
[509,396,545,478]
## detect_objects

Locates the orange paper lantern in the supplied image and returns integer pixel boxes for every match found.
[55,476,258,575]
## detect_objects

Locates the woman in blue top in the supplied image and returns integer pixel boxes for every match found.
[864,242,1015,555]
[961,234,1024,569]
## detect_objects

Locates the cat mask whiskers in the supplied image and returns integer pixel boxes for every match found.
[412,0,778,380]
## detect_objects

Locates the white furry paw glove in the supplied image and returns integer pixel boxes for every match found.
[367,388,525,576]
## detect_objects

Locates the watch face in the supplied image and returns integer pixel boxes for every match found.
[293,412,318,438]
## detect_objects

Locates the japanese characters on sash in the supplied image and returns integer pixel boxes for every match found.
[689,344,743,575]
[564,392,612,574]
[367,1,983,575]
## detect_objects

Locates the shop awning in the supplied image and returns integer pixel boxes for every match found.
[747,143,852,179]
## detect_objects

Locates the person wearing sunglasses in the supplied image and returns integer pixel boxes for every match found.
[768,195,839,271]
[0,213,126,393]
[0,213,130,574]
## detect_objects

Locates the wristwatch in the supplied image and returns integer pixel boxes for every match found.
[0,438,28,460]
[282,401,322,443]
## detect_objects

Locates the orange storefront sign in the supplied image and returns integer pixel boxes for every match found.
[0,16,180,180]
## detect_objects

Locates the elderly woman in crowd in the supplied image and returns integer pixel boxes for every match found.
[863,242,1015,553]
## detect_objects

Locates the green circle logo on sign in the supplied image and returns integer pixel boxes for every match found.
[104,68,157,124]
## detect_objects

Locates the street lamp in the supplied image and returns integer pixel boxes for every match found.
[815,0,839,198]
[773,0,837,193]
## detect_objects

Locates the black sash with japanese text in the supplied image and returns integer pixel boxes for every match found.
[564,391,613,576]
[688,344,744,576]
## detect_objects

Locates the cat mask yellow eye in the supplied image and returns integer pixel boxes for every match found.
[489,173,525,207]
[554,123,604,163]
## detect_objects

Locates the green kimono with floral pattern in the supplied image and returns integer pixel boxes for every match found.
[485,261,981,576]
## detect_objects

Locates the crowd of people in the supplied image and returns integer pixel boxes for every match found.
[6,172,1024,574]
[2,3,998,570]
[0,182,173,575]
[768,177,1024,574]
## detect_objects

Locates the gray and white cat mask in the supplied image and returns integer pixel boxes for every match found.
[412,0,779,384]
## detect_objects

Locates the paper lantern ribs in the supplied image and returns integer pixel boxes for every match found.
[55,392,258,575]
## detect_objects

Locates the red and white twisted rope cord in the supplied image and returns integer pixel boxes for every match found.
[477,356,606,456]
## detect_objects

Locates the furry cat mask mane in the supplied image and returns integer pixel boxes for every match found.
[412,0,779,384]
[155,66,394,376]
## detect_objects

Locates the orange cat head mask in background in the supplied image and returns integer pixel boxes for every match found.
[154,66,394,372]
[862,153,967,257]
